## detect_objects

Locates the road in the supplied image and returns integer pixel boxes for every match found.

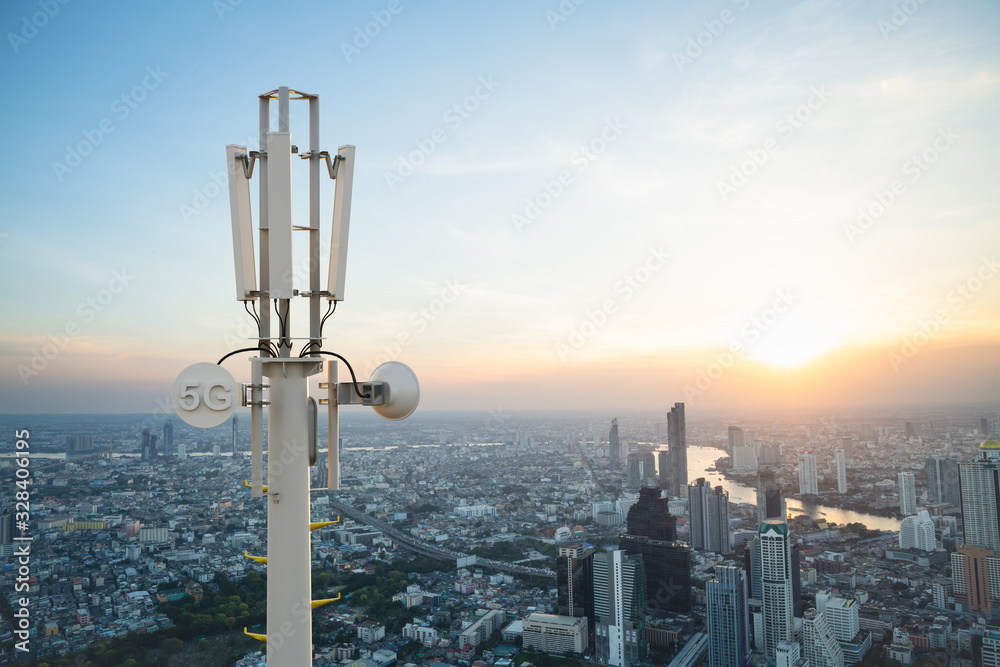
[327,498,556,580]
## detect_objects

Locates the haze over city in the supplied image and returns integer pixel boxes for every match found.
[1,1,998,415]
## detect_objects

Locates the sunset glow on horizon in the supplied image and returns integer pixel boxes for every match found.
[1,1,998,415]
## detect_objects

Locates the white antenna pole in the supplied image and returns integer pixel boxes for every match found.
[168,84,421,665]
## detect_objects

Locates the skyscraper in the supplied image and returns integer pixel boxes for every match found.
[620,487,692,615]
[839,436,854,461]
[0,508,14,545]
[232,414,239,454]
[802,610,845,667]
[609,418,621,468]
[798,452,818,495]
[593,549,646,667]
[689,478,730,555]
[835,450,847,494]
[706,565,751,667]
[162,420,174,456]
[959,439,1000,552]
[626,453,640,490]
[899,510,936,551]
[898,472,917,517]
[657,450,671,492]
[926,457,961,506]
[759,520,794,659]
[756,469,785,524]
[141,429,158,461]
[557,544,595,634]
[667,403,687,497]
[728,426,744,458]
[950,544,1000,614]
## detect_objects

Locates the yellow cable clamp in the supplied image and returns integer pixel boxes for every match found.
[244,627,267,642]
[243,550,268,565]
[312,594,341,609]
[244,479,268,492]
[309,519,340,531]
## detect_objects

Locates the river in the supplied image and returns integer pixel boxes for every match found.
[664,445,900,532]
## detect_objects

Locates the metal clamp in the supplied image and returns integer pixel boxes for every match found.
[241,383,270,407]
[298,150,341,179]
[236,151,261,179]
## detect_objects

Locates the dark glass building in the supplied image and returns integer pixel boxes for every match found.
[620,487,692,616]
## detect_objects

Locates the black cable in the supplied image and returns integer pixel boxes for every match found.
[246,301,280,357]
[307,350,370,399]
[298,300,338,358]
[217,345,273,365]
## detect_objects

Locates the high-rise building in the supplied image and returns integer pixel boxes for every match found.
[667,403,687,497]
[609,418,621,468]
[732,445,757,472]
[140,429,158,461]
[620,487,692,615]
[626,452,656,490]
[983,625,1000,667]
[728,426,744,458]
[905,421,916,439]
[819,595,860,643]
[950,544,1000,614]
[689,478,730,554]
[758,520,794,660]
[959,439,1000,552]
[803,610,845,667]
[177,442,186,458]
[798,452,818,495]
[162,420,174,456]
[899,510,936,551]
[657,450,671,492]
[774,641,801,667]
[593,549,646,667]
[926,457,961,506]
[706,565,751,667]
[756,469,785,524]
[898,472,917,516]
[835,450,847,494]
[232,414,239,454]
[744,537,762,600]
[839,437,854,461]
[66,434,94,453]
[557,544,595,633]
[0,508,14,545]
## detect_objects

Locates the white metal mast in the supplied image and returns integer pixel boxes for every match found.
[171,86,419,667]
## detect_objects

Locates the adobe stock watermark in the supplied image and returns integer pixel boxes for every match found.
[7,0,71,54]
[717,85,831,202]
[512,116,626,233]
[556,246,669,361]
[213,0,243,21]
[179,135,256,224]
[887,255,998,372]
[681,288,798,401]
[18,269,134,384]
[51,66,169,182]
[877,0,931,39]
[340,0,407,63]
[361,278,467,377]
[842,127,958,244]
[384,76,501,192]
[673,0,751,72]
[545,0,586,31]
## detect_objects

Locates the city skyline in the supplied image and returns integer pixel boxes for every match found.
[2,2,999,416]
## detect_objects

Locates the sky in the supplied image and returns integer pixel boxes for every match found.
[1,0,998,415]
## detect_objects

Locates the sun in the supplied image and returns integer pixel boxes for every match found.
[746,313,838,369]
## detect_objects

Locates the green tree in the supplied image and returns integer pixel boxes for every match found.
[197,638,210,651]
[161,637,183,654]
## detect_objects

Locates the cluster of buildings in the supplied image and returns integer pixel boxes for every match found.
[2,407,999,666]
